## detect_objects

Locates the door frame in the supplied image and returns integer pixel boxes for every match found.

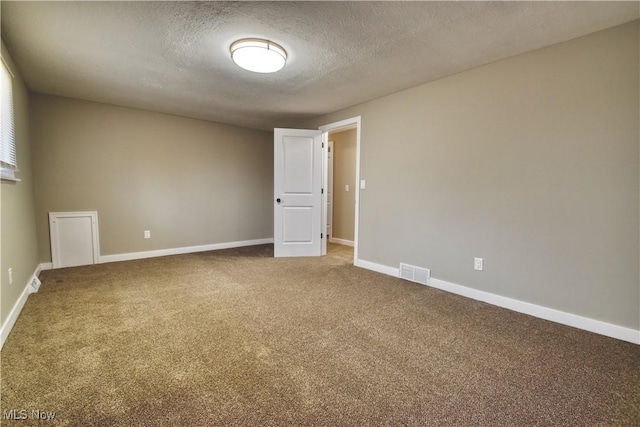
[327,139,334,241]
[319,116,361,262]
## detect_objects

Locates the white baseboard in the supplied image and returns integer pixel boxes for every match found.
[39,262,52,271]
[0,264,43,350]
[99,238,274,264]
[355,258,640,345]
[428,277,640,345]
[329,237,354,247]
[354,258,400,277]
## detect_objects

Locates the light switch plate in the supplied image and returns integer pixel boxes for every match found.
[474,257,483,271]
[360,180,366,190]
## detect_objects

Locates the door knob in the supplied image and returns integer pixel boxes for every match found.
[276,198,281,203]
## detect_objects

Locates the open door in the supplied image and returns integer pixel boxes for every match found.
[274,128,323,257]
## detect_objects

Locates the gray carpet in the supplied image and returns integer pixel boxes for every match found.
[1,243,639,426]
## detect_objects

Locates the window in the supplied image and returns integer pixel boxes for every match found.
[1,58,17,181]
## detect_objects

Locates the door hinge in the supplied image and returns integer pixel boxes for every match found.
[321,188,324,194]
[322,142,324,148]
[321,233,324,239]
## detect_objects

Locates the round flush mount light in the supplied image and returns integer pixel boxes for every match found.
[230,38,287,73]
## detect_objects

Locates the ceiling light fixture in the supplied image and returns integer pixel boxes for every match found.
[230,38,287,73]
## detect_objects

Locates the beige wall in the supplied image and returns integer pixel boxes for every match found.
[31,95,273,261]
[301,22,640,330]
[329,129,356,241]
[1,41,39,326]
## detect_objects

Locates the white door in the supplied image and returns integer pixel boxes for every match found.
[49,211,100,268]
[274,128,323,257]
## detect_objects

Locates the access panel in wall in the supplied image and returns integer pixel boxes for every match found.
[49,211,100,268]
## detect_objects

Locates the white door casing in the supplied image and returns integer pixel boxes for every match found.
[327,140,334,240]
[274,128,323,257]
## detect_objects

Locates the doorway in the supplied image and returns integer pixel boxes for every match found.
[326,128,357,262]
[319,116,361,264]
[272,117,361,261]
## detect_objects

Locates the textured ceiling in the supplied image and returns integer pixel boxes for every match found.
[2,1,638,131]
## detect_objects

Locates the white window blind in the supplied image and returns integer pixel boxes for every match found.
[1,58,17,180]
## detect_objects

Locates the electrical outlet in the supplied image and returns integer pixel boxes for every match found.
[8,268,13,285]
[345,184,349,192]
[144,230,151,239]
[474,258,484,271]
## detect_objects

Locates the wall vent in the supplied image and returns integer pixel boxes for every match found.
[399,263,430,285]
[400,263,414,281]
[30,277,41,293]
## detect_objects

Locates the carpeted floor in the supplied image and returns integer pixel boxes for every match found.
[1,243,639,426]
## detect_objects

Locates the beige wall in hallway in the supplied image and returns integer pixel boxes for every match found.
[329,129,356,242]
[300,21,640,330]
[0,41,39,326]
[30,95,274,262]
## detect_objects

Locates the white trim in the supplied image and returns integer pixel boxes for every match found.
[33,263,43,277]
[319,116,361,264]
[327,139,335,249]
[354,257,400,277]
[329,237,354,247]
[0,284,30,349]
[428,277,640,345]
[355,258,640,345]
[99,238,274,264]
[39,262,53,271]
[0,264,42,350]
[1,176,20,183]
[319,117,360,133]
[321,133,329,256]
